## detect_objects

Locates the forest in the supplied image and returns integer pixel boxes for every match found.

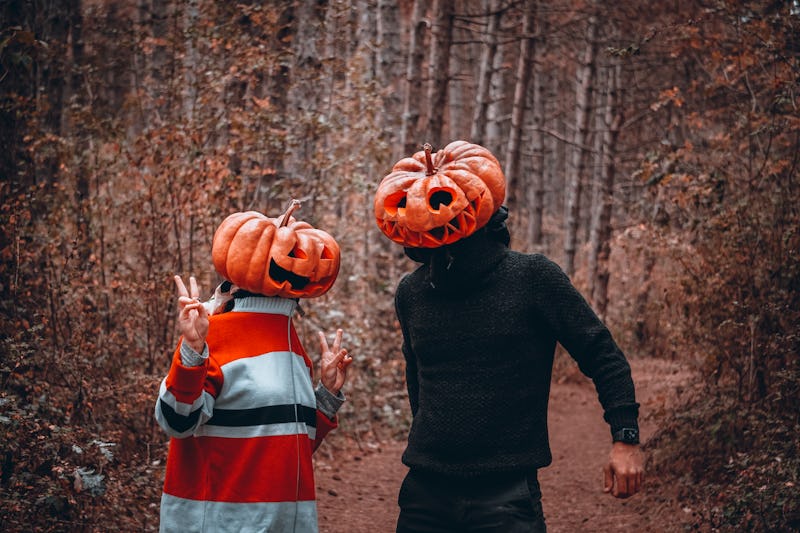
[1,0,798,531]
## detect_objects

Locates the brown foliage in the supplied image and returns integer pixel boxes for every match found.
[635,3,800,530]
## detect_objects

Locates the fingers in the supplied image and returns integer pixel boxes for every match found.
[319,329,345,356]
[333,351,352,391]
[608,470,641,499]
[332,328,343,353]
[178,299,206,323]
[603,464,613,493]
[174,275,189,297]
[604,462,643,498]
[631,469,643,494]
[615,472,630,498]
[318,331,330,354]
[175,275,202,300]
[339,352,353,370]
[330,349,351,370]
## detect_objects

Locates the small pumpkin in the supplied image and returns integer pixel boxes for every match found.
[212,200,340,298]
[374,140,506,248]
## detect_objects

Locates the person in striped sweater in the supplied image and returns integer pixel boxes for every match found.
[155,275,352,532]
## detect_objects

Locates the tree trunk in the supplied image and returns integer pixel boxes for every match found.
[356,0,377,79]
[503,0,535,209]
[377,0,404,160]
[485,21,506,157]
[181,0,200,123]
[67,0,92,263]
[527,7,546,248]
[426,0,455,147]
[563,12,597,277]
[34,0,70,185]
[588,61,622,319]
[286,0,329,179]
[587,76,604,244]
[400,0,429,155]
[0,1,33,187]
[150,0,171,124]
[264,1,295,181]
[470,0,502,145]
[99,3,133,123]
[448,15,471,140]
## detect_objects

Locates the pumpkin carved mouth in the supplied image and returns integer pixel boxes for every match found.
[380,196,483,247]
[427,197,480,242]
[269,259,310,290]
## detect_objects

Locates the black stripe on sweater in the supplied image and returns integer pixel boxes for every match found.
[207,404,317,428]
[159,399,203,434]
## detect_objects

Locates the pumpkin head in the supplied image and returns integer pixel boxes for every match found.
[212,200,340,298]
[374,140,506,248]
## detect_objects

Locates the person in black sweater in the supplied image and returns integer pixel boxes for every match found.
[390,206,644,532]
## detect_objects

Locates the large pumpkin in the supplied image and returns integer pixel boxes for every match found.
[374,140,506,248]
[212,200,340,298]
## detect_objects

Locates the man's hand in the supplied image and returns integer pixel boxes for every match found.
[603,442,644,498]
[174,275,209,353]
[318,329,353,395]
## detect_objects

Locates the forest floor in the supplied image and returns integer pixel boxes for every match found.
[314,357,698,533]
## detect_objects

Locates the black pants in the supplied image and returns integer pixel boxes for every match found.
[396,469,547,533]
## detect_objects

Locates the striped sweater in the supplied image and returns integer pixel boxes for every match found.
[155,296,338,533]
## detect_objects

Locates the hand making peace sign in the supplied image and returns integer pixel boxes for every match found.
[174,275,209,353]
[318,329,353,395]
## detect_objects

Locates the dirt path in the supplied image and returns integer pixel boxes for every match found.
[315,358,693,533]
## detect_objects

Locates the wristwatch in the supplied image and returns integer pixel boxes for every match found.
[612,427,640,445]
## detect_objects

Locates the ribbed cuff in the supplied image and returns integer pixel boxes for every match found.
[315,383,345,420]
[180,340,209,367]
[603,404,640,437]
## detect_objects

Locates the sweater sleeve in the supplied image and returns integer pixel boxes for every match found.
[289,324,340,452]
[310,381,340,450]
[154,338,222,438]
[313,384,344,452]
[313,409,338,452]
[533,256,640,436]
[395,277,420,417]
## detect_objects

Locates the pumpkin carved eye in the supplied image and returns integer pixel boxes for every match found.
[384,191,408,216]
[212,200,341,298]
[374,141,506,248]
[288,247,306,259]
[428,188,454,210]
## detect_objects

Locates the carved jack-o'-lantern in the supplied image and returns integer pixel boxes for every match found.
[212,200,340,298]
[374,140,506,248]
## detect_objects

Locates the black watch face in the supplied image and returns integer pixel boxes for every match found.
[623,428,639,442]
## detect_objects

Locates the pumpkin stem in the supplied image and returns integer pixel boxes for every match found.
[423,143,436,175]
[280,199,301,227]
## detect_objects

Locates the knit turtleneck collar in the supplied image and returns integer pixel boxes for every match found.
[231,296,297,316]
[421,230,508,292]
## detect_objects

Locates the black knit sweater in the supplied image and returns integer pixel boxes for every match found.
[394,229,639,477]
